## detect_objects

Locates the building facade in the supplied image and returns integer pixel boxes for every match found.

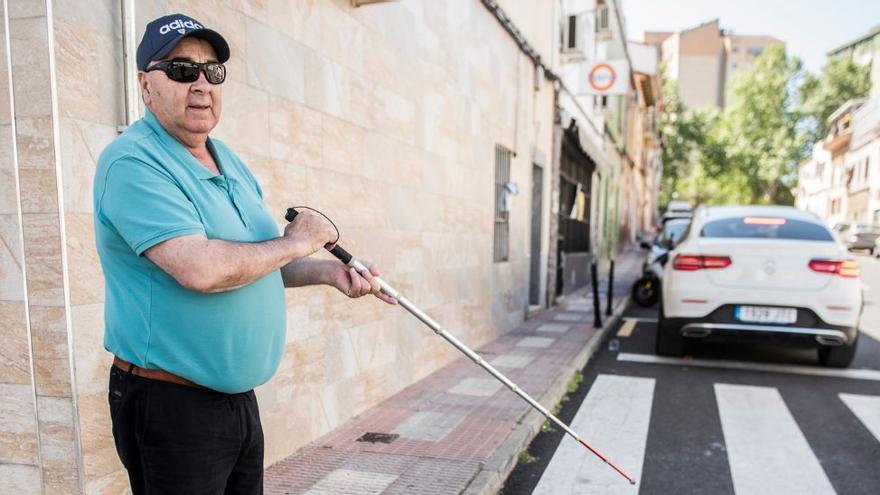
[551,0,662,298]
[645,19,783,110]
[797,26,880,228]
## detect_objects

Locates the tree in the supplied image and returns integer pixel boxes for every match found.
[657,73,712,206]
[659,44,860,206]
[799,55,871,144]
[714,44,804,205]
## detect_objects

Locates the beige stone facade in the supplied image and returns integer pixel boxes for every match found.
[0,0,573,492]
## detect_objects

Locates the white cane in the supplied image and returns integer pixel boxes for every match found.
[285,208,636,485]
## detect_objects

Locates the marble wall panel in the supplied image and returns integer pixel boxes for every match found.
[29,305,71,397]
[20,213,64,307]
[0,383,39,465]
[0,125,17,213]
[0,300,30,385]
[245,19,306,104]
[319,1,364,76]
[8,0,46,19]
[53,19,121,127]
[77,391,118,483]
[64,214,102,306]
[8,17,52,119]
[37,395,80,494]
[267,96,322,167]
[304,51,351,122]
[210,80,269,158]
[58,118,115,215]
[236,153,307,220]
[320,115,364,175]
[0,215,25,301]
[70,303,106,397]
[0,464,41,495]
[13,117,55,171]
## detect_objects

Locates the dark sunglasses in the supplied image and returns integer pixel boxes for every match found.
[145,60,226,84]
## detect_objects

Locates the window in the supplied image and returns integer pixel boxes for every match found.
[865,157,870,181]
[748,46,764,56]
[595,0,609,33]
[567,15,577,50]
[494,145,512,262]
[701,217,834,241]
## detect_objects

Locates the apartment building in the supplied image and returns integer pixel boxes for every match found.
[797,27,880,228]
[645,19,783,110]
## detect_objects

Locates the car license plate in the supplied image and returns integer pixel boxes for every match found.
[735,306,797,324]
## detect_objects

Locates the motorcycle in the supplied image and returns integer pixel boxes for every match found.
[631,240,671,307]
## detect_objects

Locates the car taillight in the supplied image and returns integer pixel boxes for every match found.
[808,259,859,278]
[672,254,732,271]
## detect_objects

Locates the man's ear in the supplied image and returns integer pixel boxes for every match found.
[137,71,151,106]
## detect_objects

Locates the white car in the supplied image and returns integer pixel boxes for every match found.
[659,205,862,367]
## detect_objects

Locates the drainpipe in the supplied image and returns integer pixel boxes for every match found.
[120,0,139,131]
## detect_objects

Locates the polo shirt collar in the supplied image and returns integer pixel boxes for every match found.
[142,109,223,181]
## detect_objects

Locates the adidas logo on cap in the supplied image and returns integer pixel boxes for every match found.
[158,18,203,35]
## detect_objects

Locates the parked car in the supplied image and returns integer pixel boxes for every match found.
[838,223,880,252]
[658,205,862,367]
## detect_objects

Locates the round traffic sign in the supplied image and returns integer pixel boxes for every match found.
[588,63,617,92]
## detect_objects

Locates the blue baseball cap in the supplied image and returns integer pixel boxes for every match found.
[136,14,230,71]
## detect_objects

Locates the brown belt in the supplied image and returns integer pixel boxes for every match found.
[113,356,208,390]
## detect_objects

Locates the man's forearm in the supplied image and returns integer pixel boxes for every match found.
[146,234,312,293]
[280,258,338,288]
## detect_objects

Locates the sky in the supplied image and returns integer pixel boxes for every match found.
[621,0,880,74]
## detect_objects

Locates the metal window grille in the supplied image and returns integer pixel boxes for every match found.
[494,145,511,262]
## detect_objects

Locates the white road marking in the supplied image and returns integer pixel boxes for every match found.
[715,384,835,495]
[617,352,880,381]
[533,374,654,495]
[616,319,637,338]
[839,393,880,442]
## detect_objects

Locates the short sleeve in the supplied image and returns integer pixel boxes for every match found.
[98,158,206,255]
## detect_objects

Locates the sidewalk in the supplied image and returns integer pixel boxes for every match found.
[265,248,645,495]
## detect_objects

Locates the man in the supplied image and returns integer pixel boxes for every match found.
[94,14,395,494]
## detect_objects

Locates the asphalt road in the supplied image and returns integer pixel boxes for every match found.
[502,252,880,495]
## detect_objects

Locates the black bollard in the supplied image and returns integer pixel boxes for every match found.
[606,259,615,316]
[591,259,602,328]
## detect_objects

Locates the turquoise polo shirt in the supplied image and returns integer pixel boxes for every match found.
[93,109,286,393]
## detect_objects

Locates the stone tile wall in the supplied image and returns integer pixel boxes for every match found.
[0,0,558,493]
[1,0,84,493]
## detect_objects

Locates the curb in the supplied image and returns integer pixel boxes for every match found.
[461,294,631,495]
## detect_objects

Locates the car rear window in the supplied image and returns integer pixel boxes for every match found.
[700,217,834,241]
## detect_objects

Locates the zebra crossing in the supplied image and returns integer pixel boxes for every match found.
[533,374,880,494]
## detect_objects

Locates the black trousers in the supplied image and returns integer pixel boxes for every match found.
[108,364,264,495]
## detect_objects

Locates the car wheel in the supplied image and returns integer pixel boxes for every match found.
[818,333,858,368]
[655,302,684,357]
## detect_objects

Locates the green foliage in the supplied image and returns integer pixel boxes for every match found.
[799,56,871,144]
[566,370,583,393]
[518,450,538,465]
[660,45,871,206]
